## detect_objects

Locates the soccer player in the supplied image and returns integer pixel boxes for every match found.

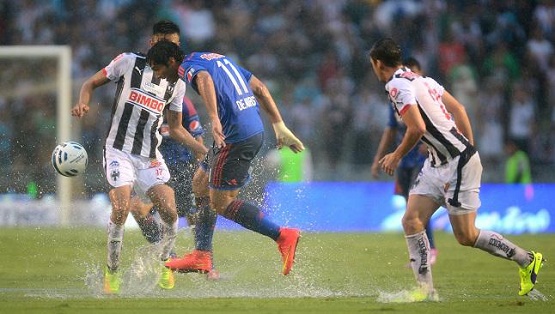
[126,20,219,280]
[371,57,438,265]
[368,38,543,301]
[71,37,208,294]
[146,40,303,276]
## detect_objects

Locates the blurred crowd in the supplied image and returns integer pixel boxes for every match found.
[1,0,555,196]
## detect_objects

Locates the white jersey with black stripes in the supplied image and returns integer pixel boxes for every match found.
[385,67,472,167]
[103,52,186,159]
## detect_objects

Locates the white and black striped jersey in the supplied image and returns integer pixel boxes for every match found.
[385,67,473,167]
[102,52,185,159]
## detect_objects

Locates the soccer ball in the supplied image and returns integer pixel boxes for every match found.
[51,141,88,177]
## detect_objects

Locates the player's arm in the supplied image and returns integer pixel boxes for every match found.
[194,71,226,148]
[72,70,110,118]
[371,126,396,178]
[167,110,208,156]
[380,105,425,176]
[250,75,304,153]
[442,90,474,145]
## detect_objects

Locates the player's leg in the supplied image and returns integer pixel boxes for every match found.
[129,194,162,244]
[147,183,178,290]
[148,184,178,260]
[107,184,133,267]
[172,162,197,227]
[191,166,217,253]
[103,149,136,294]
[167,165,220,277]
[409,166,438,263]
[449,210,543,295]
[448,153,543,296]
[404,194,439,294]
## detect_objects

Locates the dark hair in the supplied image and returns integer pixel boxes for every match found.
[152,20,180,35]
[369,38,402,67]
[403,57,421,71]
[147,40,185,66]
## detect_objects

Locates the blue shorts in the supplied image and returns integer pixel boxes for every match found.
[209,133,263,190]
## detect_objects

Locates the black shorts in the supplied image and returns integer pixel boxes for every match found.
[394,165,422,199]
[209,133,263,190]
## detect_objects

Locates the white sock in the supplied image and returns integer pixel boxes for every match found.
[406,230,434,291]
[159,219,178,261]
[473,230,531,267]
[107,220,124,271]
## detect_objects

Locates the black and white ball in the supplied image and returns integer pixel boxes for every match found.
[51,141,88,177]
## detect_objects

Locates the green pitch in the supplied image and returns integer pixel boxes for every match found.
[0,227,552,313]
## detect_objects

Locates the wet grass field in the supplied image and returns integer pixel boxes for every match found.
[0,227,553,313]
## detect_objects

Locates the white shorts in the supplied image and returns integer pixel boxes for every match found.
[103,147,170,198]
[409,152,482,215]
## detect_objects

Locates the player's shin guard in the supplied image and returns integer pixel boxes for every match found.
[195,197,217,251]
[107,220,124,271]
[405,230,434,291]
[159,220,178,261]
[473,230,531,267]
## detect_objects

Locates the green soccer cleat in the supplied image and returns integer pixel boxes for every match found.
[519,251,545,296]
[387,287,439,303]
[103,266,121,294]
[159,263,175,290]
[408,287,439,302]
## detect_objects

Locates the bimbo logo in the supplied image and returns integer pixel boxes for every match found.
[128,88,165,113]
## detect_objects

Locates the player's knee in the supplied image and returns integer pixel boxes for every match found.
[401,214,422,233]
[454,232,476,247]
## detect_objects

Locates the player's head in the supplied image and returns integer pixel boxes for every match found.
[150,20,180,47]
[403,57,422,74]
[368,38,402,82]
[147,40,185,82]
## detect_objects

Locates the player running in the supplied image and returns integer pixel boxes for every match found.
[146,40,303,276]
[369,37,544,301]
[71,41,208,294]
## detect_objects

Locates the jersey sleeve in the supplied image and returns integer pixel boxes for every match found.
[387,78,416,116]
[167,82,186,113]
[103,53,133,80]
[179,62,206,85]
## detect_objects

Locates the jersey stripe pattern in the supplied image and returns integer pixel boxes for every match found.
[103,52,186,159]
[385,67,473,167]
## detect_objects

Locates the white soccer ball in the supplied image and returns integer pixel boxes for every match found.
[51,141,88,177]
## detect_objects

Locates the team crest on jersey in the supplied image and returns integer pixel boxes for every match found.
[110,169,120,182]
[128,88,165,114]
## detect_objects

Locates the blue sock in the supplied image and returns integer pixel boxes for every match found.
[223,200,280,240]
[136,211,161,244]
[195,197,217,251]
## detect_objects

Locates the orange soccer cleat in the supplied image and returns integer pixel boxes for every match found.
[276,227,301,275]
[165,250,212,273]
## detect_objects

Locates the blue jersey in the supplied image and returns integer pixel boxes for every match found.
[388,106,426,168]
[178,52,264,143]
[159,96,204,165]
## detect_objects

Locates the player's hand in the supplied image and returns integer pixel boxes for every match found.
[272,121,305,153]
[379,153,400,176]
[211,119,226,149]
[71,103,89,118]
[370,160,381,179]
